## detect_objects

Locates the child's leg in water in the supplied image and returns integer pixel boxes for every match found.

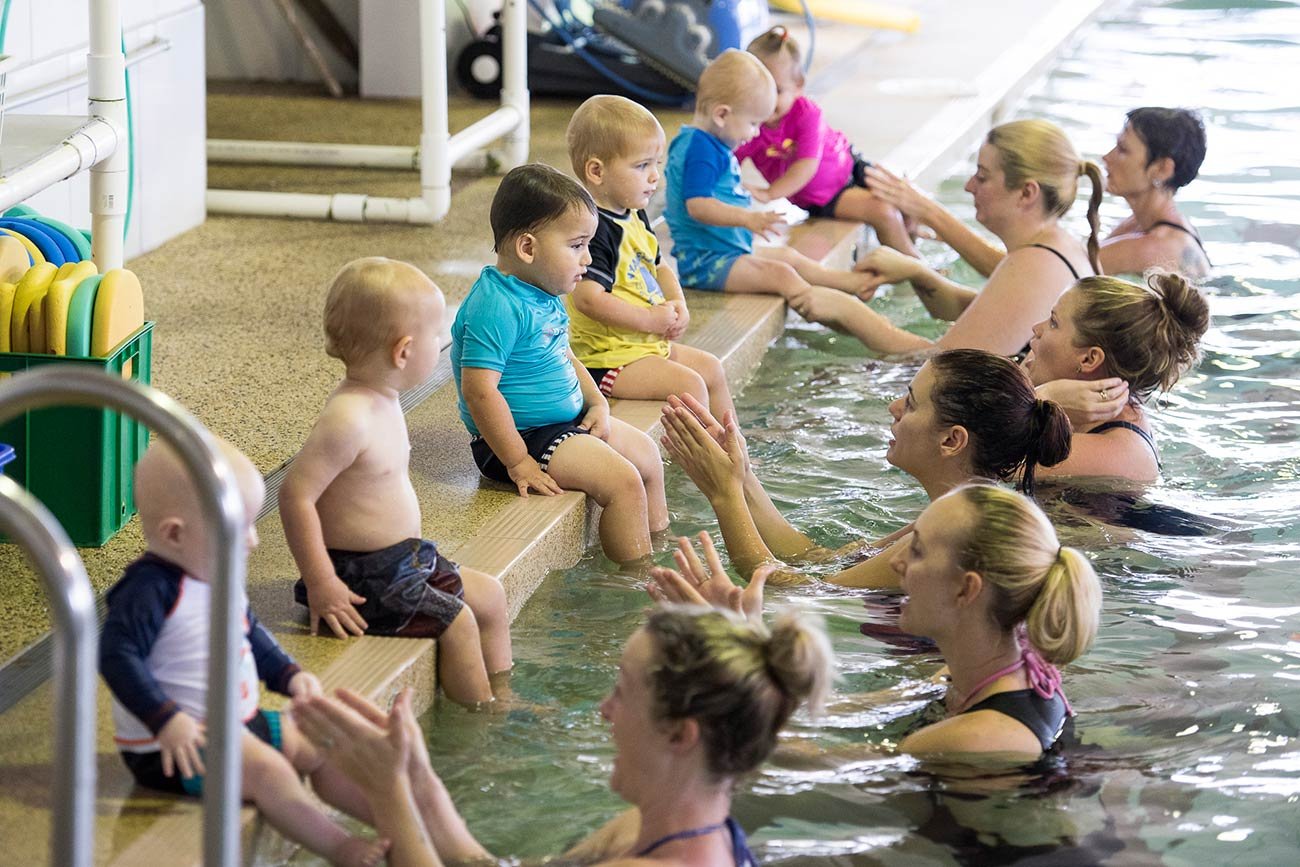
[242,730,388,867]
[458,567,513,680]
[602,417,668,533]
[434,606,495,706]
[754,245,878,298]
[546,433,653,563]
[833,187,919,258]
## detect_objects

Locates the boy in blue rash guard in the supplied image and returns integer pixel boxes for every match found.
[664,50,877,310]
[452,163,668,564]
[100,438,388,867]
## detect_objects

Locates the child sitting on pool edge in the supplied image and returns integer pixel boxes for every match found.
[741,26,918,257]
[452,163,668,564]
[279,257,512,706]
[664,49,879,328]
[565,94,736,422]
[100,438,388,867]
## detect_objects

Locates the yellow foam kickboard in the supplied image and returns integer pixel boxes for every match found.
[92,269,144,371]
[0,228,44,268]
[768,0,920,32]
[0,282,16,353]
[10,263,59,353]
[0,236,29,284]
[42,260,98,356]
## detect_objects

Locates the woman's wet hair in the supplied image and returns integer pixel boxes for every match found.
[929,349,1072,495]
[642,605,834,781]
[489,163,596,253]
[986,120,1103,274]
[1069,272,1210,401]
[951,484,1101,667]
[1125,107,1207,192]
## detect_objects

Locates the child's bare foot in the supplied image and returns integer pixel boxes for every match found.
[332,835,390,867]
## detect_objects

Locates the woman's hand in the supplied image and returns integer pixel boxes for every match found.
[864,165,936,222]
[1035,377,1130,429]
[293,688,419,800]
[663,394,753,477]
[854,246,926,293]
[661,401,748,502]
[648,532,770,621]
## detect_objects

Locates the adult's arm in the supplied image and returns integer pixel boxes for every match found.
[864,165,1006,277]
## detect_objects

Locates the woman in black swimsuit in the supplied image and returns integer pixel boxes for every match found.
[805,119,1101,357]
[655,484,1102,758]
[1025,271,1210,482]
[1098,107,1211,279]
[291,604,834,867]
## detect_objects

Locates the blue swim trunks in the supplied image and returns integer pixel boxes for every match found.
[674,248,741,292]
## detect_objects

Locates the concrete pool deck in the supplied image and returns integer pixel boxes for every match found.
[0,0,1109,861]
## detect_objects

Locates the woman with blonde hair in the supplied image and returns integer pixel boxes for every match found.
[1026,270,1210,482]
[817,119,1102,357]
[292,604,835,867]
[655,483,1102,758]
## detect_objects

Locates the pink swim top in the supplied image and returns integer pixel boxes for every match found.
[734,95,856,209]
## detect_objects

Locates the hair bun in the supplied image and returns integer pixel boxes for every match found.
[764,609,835,717]
[1029,398,1072,469]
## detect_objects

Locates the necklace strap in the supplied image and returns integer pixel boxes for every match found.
[635,821,727,858]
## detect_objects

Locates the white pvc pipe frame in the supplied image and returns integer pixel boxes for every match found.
[205,0,529,224]
[0,366,249,867]
[0,0,128,271]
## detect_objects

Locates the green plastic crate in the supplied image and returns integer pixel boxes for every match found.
[0,323,154,546]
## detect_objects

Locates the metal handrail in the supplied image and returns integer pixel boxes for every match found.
[0,476,96,867]
[0,366,248,867]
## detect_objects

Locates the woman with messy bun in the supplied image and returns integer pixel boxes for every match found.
[661,349,1072,589]
[655,484,1101,758]
[804,119,1103,357]
[291,604,834,866]
[1026,271,1210,481]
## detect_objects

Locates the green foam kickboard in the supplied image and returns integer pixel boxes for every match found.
[34,216,93,261]
[3,204,39,218]
[65,274,103,357]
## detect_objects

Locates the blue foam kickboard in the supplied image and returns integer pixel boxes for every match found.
[0,219,66,267]
[11,218,78,264]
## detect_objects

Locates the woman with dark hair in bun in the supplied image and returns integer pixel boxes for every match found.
[1099,107,1211,278]
[1026,271,1210,481]
[660,349,1073,589]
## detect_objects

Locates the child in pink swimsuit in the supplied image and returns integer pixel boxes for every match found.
[737,26,918,257]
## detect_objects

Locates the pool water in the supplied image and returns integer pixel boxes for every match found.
[421,1,1300,863]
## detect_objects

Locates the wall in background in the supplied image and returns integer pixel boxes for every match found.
[4,0,206,257]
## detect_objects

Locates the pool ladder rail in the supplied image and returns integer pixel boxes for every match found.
[0,366,251,867]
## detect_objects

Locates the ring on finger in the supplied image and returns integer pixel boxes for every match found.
[1100,388,1109,400]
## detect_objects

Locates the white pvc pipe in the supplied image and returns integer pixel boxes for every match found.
[499,0,529,169]
[0,120,117,212]
[205,0,530,224]
[446,106,523,164]
[207,139,419,169]
[88,0,128,271]
[419,0,452,221]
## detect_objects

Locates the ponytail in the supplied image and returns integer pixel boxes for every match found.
[1025,547,1101,666]
[950,485,1102,666]
[1080,160,1104,275]
[1020,398,1072,496]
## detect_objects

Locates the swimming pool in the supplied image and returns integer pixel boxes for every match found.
[419,1,1300,862]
